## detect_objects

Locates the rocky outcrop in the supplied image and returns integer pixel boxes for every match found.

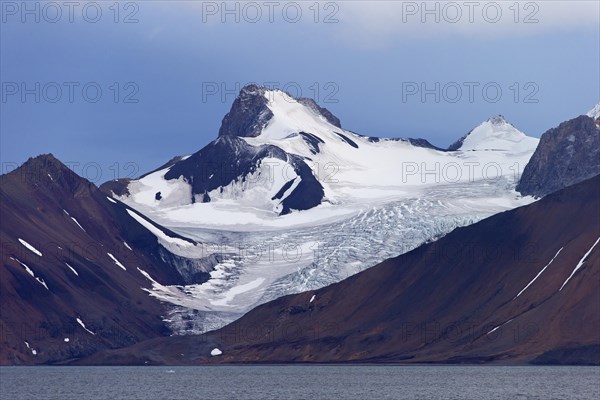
[517,114,600,197]
[218,85,273,138]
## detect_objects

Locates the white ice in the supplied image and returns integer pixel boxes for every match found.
[18,238,42,256]
[76,317,96,335]
[559,237,600,291]
[70,217,86,232]
[107,252,127,271]
[11,257,49,290]
[64,262,79,276]
[514,247,564,299]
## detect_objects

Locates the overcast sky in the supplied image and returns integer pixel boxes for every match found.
[1,0,599,182]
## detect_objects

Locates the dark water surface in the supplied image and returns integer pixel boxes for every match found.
[1,365,599,399]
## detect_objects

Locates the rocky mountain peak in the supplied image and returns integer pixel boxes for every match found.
[2,153,87,193]
[218,84,341,138]
[218,85,272,138]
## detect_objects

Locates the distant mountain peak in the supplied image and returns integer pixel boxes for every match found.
[448,115,537,152]
[8,153,67,178]
[586,102,600,119]
[218,84,341,138]
[3,153,92,195]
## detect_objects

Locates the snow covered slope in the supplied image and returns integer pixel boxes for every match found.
[101,85,540,333]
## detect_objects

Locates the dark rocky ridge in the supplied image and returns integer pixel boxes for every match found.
[82,175,600,365]
[0,154,209,365]
[218,85,274,138]
[517,114,600,197]
[163,135,324,215]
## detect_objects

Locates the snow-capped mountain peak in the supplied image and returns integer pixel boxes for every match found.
[449,115,537,152]
[218,85,340,139]
[586,102,600,119]
[106,86,539,229]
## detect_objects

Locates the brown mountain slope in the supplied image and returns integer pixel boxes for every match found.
[0,155,208,365]
[82,175,600,365]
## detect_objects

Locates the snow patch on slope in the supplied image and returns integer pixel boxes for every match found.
[10,257,49,290]
[514,247,564,298]
[76,318,96,335]
[107,252,127,271]
[560,237,600,291]
[120,167,192,209]
[18,239,42,256]
[64,262,79,276]
[70,217,86,232]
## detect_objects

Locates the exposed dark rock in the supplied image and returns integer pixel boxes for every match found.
[99,179,131,197]
[517,115,600,197]
[299,132,325,155]
[278,159,324,215]
[165,136,282,196]
[272,179,296,201]
[334,132,359,148]
[164,135,323,215]
[218,84,273,138]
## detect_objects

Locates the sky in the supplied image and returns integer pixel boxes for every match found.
[1,0,599,182]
